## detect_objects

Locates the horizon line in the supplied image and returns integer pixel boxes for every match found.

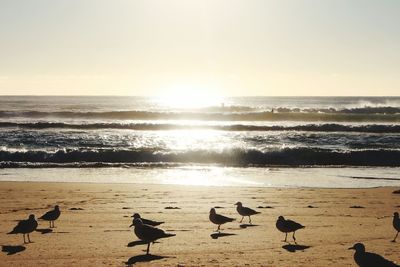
[1,95,400,98]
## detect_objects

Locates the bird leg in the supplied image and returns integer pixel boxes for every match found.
[217,224,221,232]
[284,233,287,242]
[393,231,399,242]
[146,242,150,255]
[23,234,26,244]
[240,216,243,223]
[249,216,252,224]
[49,221,52,228]
[28,234,31,243]
[292,232,297,244]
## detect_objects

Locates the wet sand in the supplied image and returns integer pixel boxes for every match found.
[0,181,399,266]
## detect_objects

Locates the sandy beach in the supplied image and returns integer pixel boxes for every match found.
[0,181,399,266]
[2,0,400,265]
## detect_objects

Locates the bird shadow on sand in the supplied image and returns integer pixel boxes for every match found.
[2,245,26,255]
[127,240,160,247]
[36,228,53,234]
[125,254,172,266]
[210,232,236,239]
[282,244,311,252]
[239,224,259,229]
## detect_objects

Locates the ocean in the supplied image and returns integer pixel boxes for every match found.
[0,96,399,188]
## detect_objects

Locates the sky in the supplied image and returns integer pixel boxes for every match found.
[0,0,399,96]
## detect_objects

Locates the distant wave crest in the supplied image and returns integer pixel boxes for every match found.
[1,121,400,133]
[1,106,400,122]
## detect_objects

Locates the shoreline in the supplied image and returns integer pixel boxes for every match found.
[1,179,400,190]
[1,181,399,266]
[1,166,400,189]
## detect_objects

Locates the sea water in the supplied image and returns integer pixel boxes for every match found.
[0,96,399,188]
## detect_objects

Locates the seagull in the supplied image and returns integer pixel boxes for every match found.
[130,218,175,255]
[130,213,164,227]
[393,212,400,242]
[8,214,38,243]
[349,243,399,267]
[209,208,235,232]
[234,202,260,224]
[276,216,305,243]
[39,205,61,228]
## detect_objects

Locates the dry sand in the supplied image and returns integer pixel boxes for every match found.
[0,181,399,266]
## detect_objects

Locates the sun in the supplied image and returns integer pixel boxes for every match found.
[156,84,224,109]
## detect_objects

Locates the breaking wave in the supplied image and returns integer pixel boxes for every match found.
[1,147,400,167]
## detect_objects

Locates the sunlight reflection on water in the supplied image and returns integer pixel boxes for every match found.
[1,166,399,188]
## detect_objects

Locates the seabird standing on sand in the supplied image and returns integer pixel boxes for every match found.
[209,208,235,232]
[8,214,38,243]
[276,216,305,243]
[349,243,399,267]
[130,218,175,255]
[234,202,260,224]
[39,205,61,228]
[130,213,164,227]
[393,212,400,242]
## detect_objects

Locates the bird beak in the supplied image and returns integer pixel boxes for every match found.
[348,246,355,250]
[129,223,134,227]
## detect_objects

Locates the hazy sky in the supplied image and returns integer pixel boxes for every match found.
[0,0,399,96]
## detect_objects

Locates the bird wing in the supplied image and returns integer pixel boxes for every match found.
[9,220,27,234]
[141,218,153,225]
[215,213,235,223]
[142,218,163,226]
[242,207,259,215]
[39,210,53,220]
[40,209,60,220]
[140,224,168,241]
[8,219,37,234]
[285,219,304,230]
[394,218,400,231]
[363,252,399,267]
